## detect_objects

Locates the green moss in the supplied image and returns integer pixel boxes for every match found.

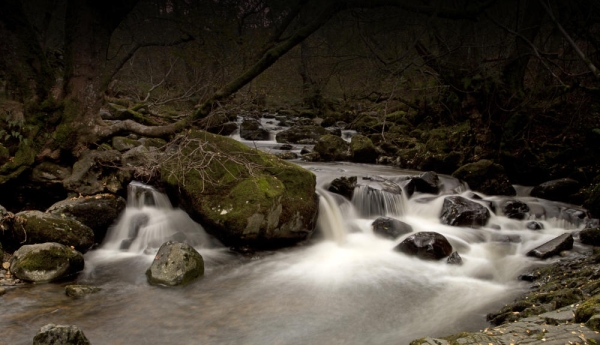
[19,246,78,271]
[575,294,600,323]
[53,100,81,150]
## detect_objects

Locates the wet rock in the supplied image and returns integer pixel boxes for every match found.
[313,134,350,161]
[394,232,453,260]
[146,241,204,286]
[65,285,101,298]
[527,233,574,259]
[240,119,270,141]
[328,176,357,200]
[526,221,544,230]
[300,146,311,155]
[276,125,329,144]
[440,196,490,227]
[33,324,90,345]
[10,243,84,282]
[371,217,412,240]
[47,194,126,243]
[531,178,580,203]
[580,227,600,246]
[446,251,463,265]
[277,144,294,150]
[409,171,440,194]
[501,200,530,219]
[276,152,298,160]
[350,134,378,163]
[1,211,94,253]
[452,159,516,196]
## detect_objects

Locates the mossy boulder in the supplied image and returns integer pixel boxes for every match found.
[2,211,95,253]
[33,324,90,345]
[531,178,580,203]
[452,159,516,196]
[349,115,382,134]
[9,242,84,282]
[46,194,126,243]
[314,134,350,161]
[146,241,204,286]
[350,134,378,163]
[162,131,319,249]
[575,294,600,325]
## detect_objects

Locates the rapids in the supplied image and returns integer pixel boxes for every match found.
[0,123,590,344]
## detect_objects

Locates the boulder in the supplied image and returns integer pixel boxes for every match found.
[394,232,453,260]
[371,217,412,240]
[440,196,490,227]
[313,134,350,161]
[63,149,130,195]
[350,134,378,163]
[526,221,544,230]
[526,233,574,259]
[328,176,357,200]
[579,227,600,246]
[1,211,94,253]
[65,285,101,298]
[10,243,84,282]
[33,324,90,345]
[531,178,580,203]
[47,194,126,243]
[452,159,516,196]
[146,241,204,286]
[407,171,440,195]
[276,125,329,144]
[502,200,530,219]
[240,119,270,141]
[162,131,319,249]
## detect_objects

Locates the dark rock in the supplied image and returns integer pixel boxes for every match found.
[240,119,270,140]
[10,243,84,282]
[146,241,204,286]
[278,144,294,150]
[371,217,412,240]
[446,251,463,265]
[440,196,490,227]
[328,176,357,200]
[276,152,298,160]
[33,324,90,345]
[314,134,350,161]
[1,211,95,253]
[502,200,530,220]
[452,159,516,196]
[276,125,328,144]
[63,149,130,195]
[527,233,574,259]
[46,194,126,243]
[531,178,580,203]
[350,134,378,163]
[394,232,453,260]
[580,227,600,246]
[206,121,238,136]
[300,146,311,155]
[526,221,544,230]
[65,285,101,298]
[518,272,540,282]
[410,171,440,194]
[327,127,342,136]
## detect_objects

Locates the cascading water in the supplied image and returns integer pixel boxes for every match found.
[1,139,591,344]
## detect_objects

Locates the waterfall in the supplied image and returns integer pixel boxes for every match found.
[351,185,405,217]
[316,188,348,244]
[100,181,211,255]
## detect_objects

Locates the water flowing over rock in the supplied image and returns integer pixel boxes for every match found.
[526,233,574,259]
[313,134,350,161]
[439,196,490,227]
[371,217,412,240]
[501,199,530,219]
[146,241,204,286]
[10,242,84,282]
[327,176,357,200]
[240,119,270,141]
[46,194,126,243]
[526,221,544,230]
[65,285,101,298]
[452,159,516,196]
[162,131,319,249]
[531,178,580,203]
[407,171,440,195]
[1,210,94,253]
[446,251,463,265]
[394,231,453,260]
[275,125,328,144]
[33,324,90,345]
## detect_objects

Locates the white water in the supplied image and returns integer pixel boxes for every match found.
[1,135,591,344]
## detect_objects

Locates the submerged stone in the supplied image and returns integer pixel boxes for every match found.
[65,285,101,298]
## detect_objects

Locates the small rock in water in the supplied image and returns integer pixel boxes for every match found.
[527,233,574,259]
[33,324,91,345]
[446,251,463,265]
[526,221,544,230]
[65,285,101,298]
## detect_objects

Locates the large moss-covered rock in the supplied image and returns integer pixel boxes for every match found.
[314,134,350,161]
[46,194,126,243]
[10,242,84,282]
[350,134,378,163]
[146,241,204,286]
[33,324,90,345]
[162,131,319,249]
[1,211,94,253]
[452,159,516,196]
[531,178,580,203]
